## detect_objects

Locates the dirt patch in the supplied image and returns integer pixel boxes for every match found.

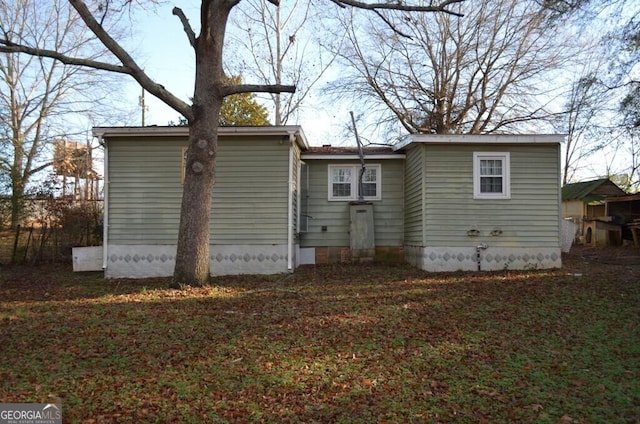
[562,245,640,285]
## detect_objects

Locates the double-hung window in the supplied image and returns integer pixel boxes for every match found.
[328,164,381,201]
[473,152,510,199]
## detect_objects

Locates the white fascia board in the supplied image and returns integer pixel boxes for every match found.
[398,134,566,148]
[93,126,185,138]
[392,135,413,151]
[93,125,310,150]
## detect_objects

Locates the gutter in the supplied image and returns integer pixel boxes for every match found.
[98,134,108,271]
[286,132,295,272]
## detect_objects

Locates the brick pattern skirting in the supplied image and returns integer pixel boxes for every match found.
[315,246,404,265]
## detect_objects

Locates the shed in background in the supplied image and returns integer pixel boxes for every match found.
[606,193,640,247]
[562,178,626,245]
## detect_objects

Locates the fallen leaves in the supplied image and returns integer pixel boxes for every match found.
[0,246,638,422]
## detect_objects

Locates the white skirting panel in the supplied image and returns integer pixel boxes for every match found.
[72,246,103,272]
[105,244,291,278]
[405,245,561,272]
[210,244,290,276]
[297,247,316,265]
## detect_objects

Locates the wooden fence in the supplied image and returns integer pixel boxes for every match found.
[0,223,100,265]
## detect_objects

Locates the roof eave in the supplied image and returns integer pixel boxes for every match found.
[93,125,309,150]
[395,134,566,150]
[301,153,405,160]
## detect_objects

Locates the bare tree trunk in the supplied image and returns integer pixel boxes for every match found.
[10,187,23,230]
[171,1,229,286]
[172,119,219,286]
[10,167,24,229]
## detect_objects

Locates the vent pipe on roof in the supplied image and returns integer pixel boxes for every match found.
[350,111,366,201]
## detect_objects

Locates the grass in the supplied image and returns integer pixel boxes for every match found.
[0,253,638,423]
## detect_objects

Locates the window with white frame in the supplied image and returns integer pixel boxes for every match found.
[328,164,381,201]
[473,152,510,199]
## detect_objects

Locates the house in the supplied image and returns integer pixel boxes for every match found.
[398,134,563,271]
[298,144,406,265]
[94,126,307,278]
[90,126,564,278]
[562,178,626,245]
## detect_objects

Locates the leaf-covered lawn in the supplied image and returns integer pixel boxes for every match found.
[1,247,638,423]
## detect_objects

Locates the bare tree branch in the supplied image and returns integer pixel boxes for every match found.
[68,0,193,120]
[221,84,296,96]
[329,0,465,16]
[0,40,129,74]
[28,161,53,176]
[327,0,571,136]
[325,1,466,98]
[172,7,197,49]
[229,0,338,124]
[372,9,412,39]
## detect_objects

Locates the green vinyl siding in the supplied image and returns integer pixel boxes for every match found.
[210,137,289,244]
[423,144,561,247]
[107,138,184,244]
[404,145,425,245]
[108,135,291,245]
[300,158,404,247]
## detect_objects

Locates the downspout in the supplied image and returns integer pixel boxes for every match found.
[98,133,109,271]
[286,133,295,272]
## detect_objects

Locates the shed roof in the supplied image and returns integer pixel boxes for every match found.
[561,178,626,202]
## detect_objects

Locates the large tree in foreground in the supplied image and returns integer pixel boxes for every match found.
[1,0,464,285]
